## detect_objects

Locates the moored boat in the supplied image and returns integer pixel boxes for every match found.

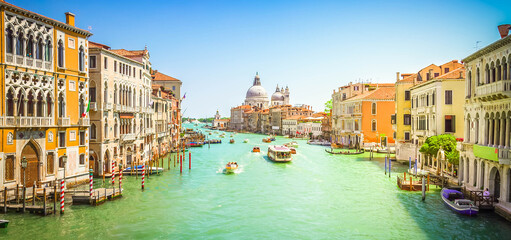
[230,139,235,143]
[0,220,9,228]
[267,145,293,162]
[441,188,478,216]
[252,146,260,152]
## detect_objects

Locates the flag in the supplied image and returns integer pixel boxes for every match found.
[81,100,90,118]
[182,93,186,100]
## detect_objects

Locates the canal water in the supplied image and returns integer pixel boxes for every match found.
[2,125,511,239]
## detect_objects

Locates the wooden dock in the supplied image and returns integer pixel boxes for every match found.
[72,188,122,205]
[1,186,56,215]
[397,172,430,191]
[465,190,495,210]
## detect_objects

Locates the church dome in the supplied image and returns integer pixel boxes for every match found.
[246,85,268,99]
[271,91,285,101]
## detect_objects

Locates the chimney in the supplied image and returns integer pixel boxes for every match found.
[498,24,511,39]
[65,12,75,27]
[396,72,400,82]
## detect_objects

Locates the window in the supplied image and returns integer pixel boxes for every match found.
[173,86,176,91]
[26,37,33,58]
[59,156,66,168]
[45,41,52,61]
[445,67,449,73]
[58,93,65,118]
[57,40,64,67]
[426,73,430,80]
[6,28,13,54]
[434,73,439,78]
[70,131,76,141]
[89,55,96,69]
[404,114,411,125]
[89,86,96,102]
[114,60,117,72]
[445,115,455,133]
[79,47,85,71]
[371,102,377,115]
[404,90,410,100]
[79,154,85,165]
[59,131,66,148]
[445,90,452,104]
[80,131,85,145]
[371,120,377,131]
[104,57,108,69]
[91,123,97,139]
[432,92,435,105]
[404,132,410,141]
[426,95,429,106]
[47,152,55,174]
[36,38,43,60]
[140,70,142,79]
[418,116,426,130]
[104,123,108,138]
[16,30,24,56]
[411,98,413,108]
[5,155,15,181]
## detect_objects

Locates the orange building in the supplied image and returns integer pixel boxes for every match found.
[336,86,396,148]
[0,2,92,189]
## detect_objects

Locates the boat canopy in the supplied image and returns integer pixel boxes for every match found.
[442,189,464,199]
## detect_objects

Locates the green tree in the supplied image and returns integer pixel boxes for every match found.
[324,99,332,114]
[419,134,459,165]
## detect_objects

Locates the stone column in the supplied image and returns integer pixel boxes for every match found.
[500,117,506,148]
[13,98,18,116]
[506,117,511,148]
[494,118,499,146]
[489,118,493,146]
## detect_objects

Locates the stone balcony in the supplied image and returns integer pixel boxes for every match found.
[6,53,52,71]
[78,118,90,126]
[0,116,53,127]
[475,80,511,101]
[58,117,70,126]
[105,103,112,110]
[121,133,136,142]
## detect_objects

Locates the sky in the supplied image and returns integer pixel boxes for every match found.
[12,0,511,118]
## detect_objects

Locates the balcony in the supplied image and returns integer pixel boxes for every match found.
[105,103,112,110]
[121,133,136,141]
[0,116,53,127]
[475,80,511,101]
[58,117,70,126]
[90,102,97,111]
[78,118,90,126]
[6,53,52,70]
[114,104,120,111]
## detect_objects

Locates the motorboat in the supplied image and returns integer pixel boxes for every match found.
[230,139,235,144]
[441,188,478,216]
[243,139,249,143]
[262,138,272,143]
[289,147,297,154]
[267,145,293,162]
[252,146,260,153]
[284,141,299,148]
[224,162,238,174]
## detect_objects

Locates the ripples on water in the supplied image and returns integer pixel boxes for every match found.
[2,125,511,239]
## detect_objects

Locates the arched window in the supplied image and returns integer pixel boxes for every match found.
[36,38,43,60]
[113,85,117,104]
[46,93,53,117]
[372,119,377,131]
[104,122,108,138]
[45,41,52,61]
[6,89,14,116]
[57,40,64,67]
[371,102,376,115]
[476,68,481,86]
[89,80,96,102]
[6,28,13,54]
[78,46,85,71]
[26,37,33,58]
[467,71,472,98]
[90,123,97,139]
[104,85,108,104]
[79,97,85,117]
[17,91,25,116]
[36,92,43,117]
[58,93,65,118]
[16,30,24,56]
[114,123,118,137]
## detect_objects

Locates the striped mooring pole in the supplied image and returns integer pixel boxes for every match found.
[89,169,93,198]
[141,164,145,190]
[111,161,115,185]
[60,178,65,214]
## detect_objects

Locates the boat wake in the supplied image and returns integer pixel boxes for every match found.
[217,166,243,174]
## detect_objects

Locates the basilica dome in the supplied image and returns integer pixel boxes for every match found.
[246,85,268,99]
[271,91,284,101]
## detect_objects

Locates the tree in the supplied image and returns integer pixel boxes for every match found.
[324,99,332,114]
[419,134,459,165]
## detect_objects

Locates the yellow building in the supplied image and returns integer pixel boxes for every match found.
[0,2,92,189]
[409,67,465,168]
[394,60,463,161]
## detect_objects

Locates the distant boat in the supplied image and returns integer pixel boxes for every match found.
[252,146,260,153]
[289,147,297,154]
[0,220,9,228]
[243,139,249,143]
[284,141,299,148]
[230,139,235,144]
[224,162,238,174]
[441,188,478,216]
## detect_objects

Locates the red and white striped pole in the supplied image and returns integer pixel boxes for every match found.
[89,169,93,198]
[180,155,182,173]
[111,161,115,185]
[60,178,65,214]
[141,164,145,190]
[189,152,191,169]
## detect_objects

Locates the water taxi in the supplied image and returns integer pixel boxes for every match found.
[441,188,478,216]
[224,162,238,174]
[230,139,235,143]
[267,145,293,162]
[252,146,260,152]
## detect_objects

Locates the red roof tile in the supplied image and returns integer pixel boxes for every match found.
[151,70,180,82]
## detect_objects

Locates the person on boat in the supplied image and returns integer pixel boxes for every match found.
[483,188,490,200]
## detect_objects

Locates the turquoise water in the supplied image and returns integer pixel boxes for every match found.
[1,125,511,239]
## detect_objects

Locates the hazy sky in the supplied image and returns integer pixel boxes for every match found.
[13,0,511,117]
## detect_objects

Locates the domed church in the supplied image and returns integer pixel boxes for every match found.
[271,85,290,106]
[244,72,269,108]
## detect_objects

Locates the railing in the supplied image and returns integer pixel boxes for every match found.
[35,59,43,68]
[44,62,51,70]
[58,117,70,126]
[121,133,136,141]
[467,190,495,209]
[105,103,112,110]
[16,55,23,64]
[0,116,54,127]
[6,53,13,63]
[78,118,90,126]
[25,58,33,66]
[475,80,511,99]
